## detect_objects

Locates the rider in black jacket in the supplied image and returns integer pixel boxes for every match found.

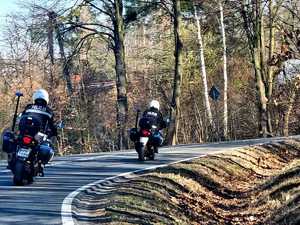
[142,101,167,130]
[6,89,57,169]
[140,100,167,152]
[19,89,57,138]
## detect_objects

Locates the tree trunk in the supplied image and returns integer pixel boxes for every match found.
[254,48,268,136]
[54,16,73,95]
[113,0,128,150]
[193,4,214,131]
[48,12,55,65]
[258,1,269,137]
[168,0,183,145]
[47,12,55,90]
[283,90,297,136]
[240,0,270,137]
[219,1,228,140]
[267,0,275,134]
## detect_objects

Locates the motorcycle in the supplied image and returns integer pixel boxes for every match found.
[2,92,55,185]
[130,110,161,161]
[12,129,53,185]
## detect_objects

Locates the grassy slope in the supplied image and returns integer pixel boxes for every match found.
[74,139,300,225]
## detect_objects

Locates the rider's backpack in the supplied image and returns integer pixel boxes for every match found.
[18,115,43,137]
[139,117,154,129]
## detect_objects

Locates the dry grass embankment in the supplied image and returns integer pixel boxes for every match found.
[73,139,300,225]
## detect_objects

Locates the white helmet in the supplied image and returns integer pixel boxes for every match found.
[149,100,160,110]
[32,89,49,104]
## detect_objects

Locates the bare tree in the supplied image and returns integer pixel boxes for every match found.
[193,3,214,131]
[60,0,129,149]
[218,0,228,139]
[235,0,271,137]
[126,0,184,145]
[168,0,183,145]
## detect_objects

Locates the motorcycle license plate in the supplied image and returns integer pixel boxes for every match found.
[17,148,31,158]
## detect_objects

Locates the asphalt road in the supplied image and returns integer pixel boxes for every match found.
[0,136,297,225]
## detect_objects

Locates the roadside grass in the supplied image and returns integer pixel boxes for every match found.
[74,139,300,225]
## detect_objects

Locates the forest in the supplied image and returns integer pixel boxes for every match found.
[0,0,299,155]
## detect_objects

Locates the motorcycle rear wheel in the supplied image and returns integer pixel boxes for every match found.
[148,146,155,160]
[13,160,25,186]
[148,153,155,160]
[137,145,145,161]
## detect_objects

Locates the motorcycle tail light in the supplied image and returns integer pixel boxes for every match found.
[141,129,151,137]
[23,136,33,145]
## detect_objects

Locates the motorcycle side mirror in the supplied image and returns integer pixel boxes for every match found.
[56,121,64,129]
[15,92,24,97]
[164,117,170,124]
[133,104,141,112]
[134,107,140,113]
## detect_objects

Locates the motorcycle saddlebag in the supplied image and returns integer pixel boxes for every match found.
[150,131,163,147]
[129,128,138,142]
[1,130,16,153]
[38,142,54,164]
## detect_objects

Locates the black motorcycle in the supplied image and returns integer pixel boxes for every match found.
[12,128,53,185]
[2,92,55,185]
[130,110,162,161]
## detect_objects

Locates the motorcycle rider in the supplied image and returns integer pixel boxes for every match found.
[140,100,167,152]
[19,89,57,138]
[6,89,57,170]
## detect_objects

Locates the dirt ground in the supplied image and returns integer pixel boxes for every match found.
[73,139,300,225]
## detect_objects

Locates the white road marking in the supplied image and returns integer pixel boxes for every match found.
[75,153,136,161]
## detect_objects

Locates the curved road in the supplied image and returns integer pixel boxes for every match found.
[0,137,297,225]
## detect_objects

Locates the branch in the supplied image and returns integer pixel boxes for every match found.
[67,21,113,32]
[66,32,97,64]
[84,0,113,20]
[69,23,114,40]
[158,0,173,17]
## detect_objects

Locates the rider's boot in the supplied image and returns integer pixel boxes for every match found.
[38,161,44,177]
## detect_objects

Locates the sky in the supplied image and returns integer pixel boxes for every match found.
[0,0,22,50]
[0,0,19,26]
